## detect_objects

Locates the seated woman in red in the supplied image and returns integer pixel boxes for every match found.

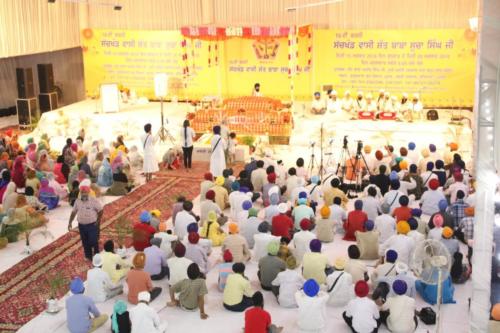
[343,200,367,241]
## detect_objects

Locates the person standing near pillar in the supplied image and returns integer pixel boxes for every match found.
[68,184,103,261]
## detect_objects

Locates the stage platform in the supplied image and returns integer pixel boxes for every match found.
[22,99,473,168]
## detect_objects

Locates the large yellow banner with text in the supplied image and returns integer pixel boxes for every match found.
[82,29,219,99]
[82,29,476,106]
[313,29,477,106]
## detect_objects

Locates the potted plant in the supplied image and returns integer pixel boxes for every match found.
[46,271,67,313]
[115,216,132,258]
[239,135,256,154]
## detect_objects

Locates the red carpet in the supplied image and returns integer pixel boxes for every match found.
[0,163,208,332]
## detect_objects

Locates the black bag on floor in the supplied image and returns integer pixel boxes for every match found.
[418,307,436,325]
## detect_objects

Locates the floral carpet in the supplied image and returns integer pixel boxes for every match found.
[0,163,208,332]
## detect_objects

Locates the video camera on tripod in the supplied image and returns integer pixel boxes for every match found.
[356,140,363,155]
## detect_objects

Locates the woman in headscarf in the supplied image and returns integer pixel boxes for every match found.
[106,164,131,196]
[14,194,48,229]
[25,168,40,196]
[11,156,26,189]
[200,210,226,246]
[2,182,18,212]
[36,149,53,173]
[53,155,67,184]
[0,170,11,203]
[92,152,104,177]
[39,178,59,209]
[98,158,113,187]
[111,300,131,333]
[78,155,93,178]
[0,152,11,171]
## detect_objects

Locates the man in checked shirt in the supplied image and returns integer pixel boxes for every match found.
[68,184,103,261]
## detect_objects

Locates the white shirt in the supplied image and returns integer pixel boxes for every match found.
[306,183,323,204]
[130,303,167,333]
[381,295,416,333]
[408,230,425,246]
[420,190,446,216]
[253,233,280,262]
[295,291,329,332]
[174,211,196,239]
[292,230,316,263]
[361,196,381,221]
[326,271,355,306]
[264,204,280,221]
[180,127,196,147]
[286,175,299,199]
[445,181,469,204]
[327,98,341,113]
[240,216,261,248]
[379,234,416,265]
[428,227,443,241]
[345,297,380,333]
[311,98,326,110]
[329,204,347,234]
[153,232,178,258]
[167,256,193,286]
[420,171,438,188]
[398,177,416,195]
[85,267,116,303]
[374,214,396,244]
[229,191,249,220]
[383,190,404,213]
[271,269,305,308]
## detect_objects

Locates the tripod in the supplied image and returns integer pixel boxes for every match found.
[307,143,318,176]
[158,97,176,145]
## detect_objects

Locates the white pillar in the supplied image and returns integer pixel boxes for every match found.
[78,2,89,31]
[201,0,214,25]
[470,0,500,332]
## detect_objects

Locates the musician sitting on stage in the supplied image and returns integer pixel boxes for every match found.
[365,94,377,113]
[311,92,326,115]
[376,89,385,111]
[400,93,411,119]
[327,90,341,113]
[409,94,423,121]
[354,91,366,112]
[341,90,355,114]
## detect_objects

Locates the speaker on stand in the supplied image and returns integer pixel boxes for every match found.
[15,68,38,129]
[37,64,58,112]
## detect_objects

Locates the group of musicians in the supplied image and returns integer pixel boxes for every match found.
[312,89,424,121]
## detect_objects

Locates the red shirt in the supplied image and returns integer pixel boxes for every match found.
[245,307,271,333]
[272,214,294,239]
[393,206,412,222]
[132,223,156,251]
[343,210,367,241]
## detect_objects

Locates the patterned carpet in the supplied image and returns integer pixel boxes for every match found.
[0,163,207,332]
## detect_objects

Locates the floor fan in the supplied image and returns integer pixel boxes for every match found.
[411,239,452,333]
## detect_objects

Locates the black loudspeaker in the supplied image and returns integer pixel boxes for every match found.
[16,68,35,99]
[16,98,39,128]
[39,92,58,112]
[37,63,55,93]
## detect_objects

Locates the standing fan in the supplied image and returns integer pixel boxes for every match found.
[411,239,452,333]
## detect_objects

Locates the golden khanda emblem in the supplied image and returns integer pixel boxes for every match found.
[252,39,280,60]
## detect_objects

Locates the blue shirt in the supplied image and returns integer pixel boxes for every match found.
[66,293,101,333]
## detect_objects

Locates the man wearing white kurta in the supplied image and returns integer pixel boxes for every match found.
[327,90,341,113]
[210,125,227,177]
[326,258,355,307]
[130,292,167,333]
[86,254,123,303]
[374,203,396,244]
[141,123,159,182]
[379,226,415,265]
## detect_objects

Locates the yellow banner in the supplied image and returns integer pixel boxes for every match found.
[313,29,477,106]
[82,28,476,106]
[81,29,219,99]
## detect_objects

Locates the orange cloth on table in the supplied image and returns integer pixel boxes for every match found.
[343,210,368,241]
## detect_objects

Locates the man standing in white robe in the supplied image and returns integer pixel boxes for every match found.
[210,125,227,177]
[141,123,159,182]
